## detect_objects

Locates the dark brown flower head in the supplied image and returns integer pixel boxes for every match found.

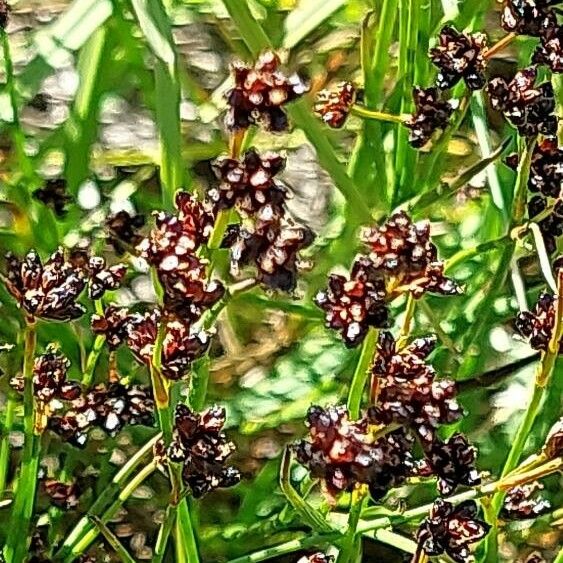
[43,480,80,510]
[417,499,490,562]
[487,67,557,137]
[0,0,9,29]
[4,248,87,322]
[533,24,563,73]
[157,254,225,322]
[502,481,551,520]
[314,81,356,128]
[33,179,73,218]
[315,257,389,348]
[210,148,286,215]
[126,311,210,380]
[225,50,308,132]
[167,404,240,498]
[32,345,81,403]
[105,210,146,255]
[292,405,414,500]
[48,382,154,447]
[501,0,558,36]
[360,211,461,298]
[138,191,215,266]
[369,332,462,444]
[543,416,563,458]
[297,554,335,563]
[91,306,131,350]
[416,433,481,495]
[86,256,127,300]
[405,87,454,148]
[430,26,488,90]
[226,210,314,292]
[514,292,559,352]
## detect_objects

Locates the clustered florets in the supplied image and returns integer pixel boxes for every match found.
[430,26,488,90]
[33,179,73,218]
[48,382,154,448]
[316,212,460,347]
[502,482,551,519]
[487,67,558,138]
[166,404,241,497]
[501,0,558,37]
[225,50,308,132]
[417,500,490,562]
[313,82,356,129]
[369,332,463,446]
[297,554,335,563]
[105,210,146,255]
[42,480,80,510]
[514,291,560,352]
[292,405,414,501]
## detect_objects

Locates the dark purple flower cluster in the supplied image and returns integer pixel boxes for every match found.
[292,405,414,501]
[105,210,146,255]
[166,404,240,498]
[225,51,308,132]
[48,382,154,447]
[33,179,73,218]
[316,212,460,347]
[43,480,80,510]
[314,81,356,129]
[487,67,557,138]
[502,0,559,38]
[515,291,560,352]
[297,554,335,563]
[417,499,490,562]
[502,482,551,520]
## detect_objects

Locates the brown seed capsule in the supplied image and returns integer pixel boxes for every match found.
[225,51,308,132]
[417,499,490,562]
[501,0,558,37]
[430,26,488,90]
[360,211,461,299]
[32,345,81,403]
[105,210,146,255]
[292,405,414,501]
[210,148,286,215]
[533,25,563,73]
[405,87,454,148]
[32,179,73,218]
[315,256,390,348]
[314,82,356,128]
[514,292,559,352]
[4,248,87,322]
[543,416,563,458]
[43,480,80,510]
[86,256,127,301]
[167,404,240,498]
[487,67,557,137]
[502,481,551,519]
[91,306,132,350]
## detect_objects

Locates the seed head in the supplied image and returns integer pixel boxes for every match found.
[225,51,308,132]
[533,25,563,73]
[417,499,490,562]
[86,256,127,300]
[502,481,551,519]
[314,82,356,128]
[297,554,335,563]
[43,480,80,510]
[91,306,132,350]
[32,179,73,218]
[514,292,559,352]
[105,210,146,255]
[501,0,558,37]
[430,26,488,90]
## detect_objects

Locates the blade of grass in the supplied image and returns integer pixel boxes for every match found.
[130,0,188,209]
[90,516,137,563]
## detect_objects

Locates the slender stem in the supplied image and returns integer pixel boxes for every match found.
[57,433,161,558]
[554,546,563,563]
[0,395,16,496]
[444,235,511,273]
[350,105,405,124]
[397,294,416,349]
[337,487,366,563]
[81,334,106,386]
[526,222,558,293]
[67,461,157,561]
[483,32,517,59]
[90,516,137,563]
[4,323,38,563]
[347,329,378,418]
[154,505,178,563]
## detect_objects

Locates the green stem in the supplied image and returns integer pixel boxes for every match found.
[347,329,378,418]
[81,334,106,386]
[554,546,563,563]
[154,504,177,563]
[0,395,16,496]
[90,516,137,563]
[4,323,38,563]
[56,433,161,558]
[337,488,366,563]
[66,461,157,561]
[350,105,404,124]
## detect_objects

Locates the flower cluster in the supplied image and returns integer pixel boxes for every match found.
[316,212,460,347]
[126,310,210,381]
[502,482,551,520]
[48,382,154,447]
[43,480,80,510]
[313,81,356,129]
[225,51,308,132]
[297,554,334,563]
[417,500,490,562]
[33,179,73,218]
[105,210,146,255]
[91,305,131,350]
[292,405,414,501]
[501,0,558,38]
[369,332,463,447]
[166,404,240,498]
[487,67,557,138]
[507,138,563,253]
[514,291,560,352]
